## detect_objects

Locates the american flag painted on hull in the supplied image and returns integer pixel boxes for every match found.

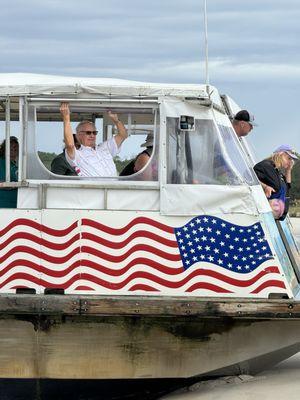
[0,215,286,296]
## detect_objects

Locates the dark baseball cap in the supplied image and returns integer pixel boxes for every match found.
[234,110,257,127]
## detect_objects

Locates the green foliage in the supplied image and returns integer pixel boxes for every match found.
[114,156,133,174]
[291,160,300,200]
[38,151,57,170]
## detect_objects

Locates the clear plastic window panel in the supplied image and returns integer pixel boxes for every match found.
[167,117,256,185]
[217,125,258,185]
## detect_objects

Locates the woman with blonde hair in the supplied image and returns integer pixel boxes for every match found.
[254,144,298,220]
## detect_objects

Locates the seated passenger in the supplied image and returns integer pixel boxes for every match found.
[51,134,80,176]
[254,144,299,220]
[120,134,156,180]
[0,136,19,208]
[60,103,128,177]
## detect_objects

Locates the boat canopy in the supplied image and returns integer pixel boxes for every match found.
[0,73,221,104]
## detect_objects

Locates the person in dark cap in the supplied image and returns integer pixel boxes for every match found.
[254,144,298,220]
[232,109,257,138]
[119,133,155,180]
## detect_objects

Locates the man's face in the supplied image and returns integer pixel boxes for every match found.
[77,122,98,147]
[238,121,253,137]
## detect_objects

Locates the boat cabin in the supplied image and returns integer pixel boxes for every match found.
[0,73,299,298]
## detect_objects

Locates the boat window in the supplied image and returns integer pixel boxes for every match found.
[167,117,257,185]
[32,106,158,181]
[217,125,258,185]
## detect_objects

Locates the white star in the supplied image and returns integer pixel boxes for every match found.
[223,252,229,257]
[216,230,221,235]
[243,238,248,242]
[262,246,267,250]
[196,218,201,224]
[186,260,190,265]
[192,230,197,235]
[193,256,198,261]
[256,231,261,236]
[188,241,193,246]
[194,237,199,243]
[234,237,239,242]
[185,234,190,239]
[253,243,257,247]
[239,229,244,233]
[208,256,214,262]
[201,236,207,241]
[247,229,252,233]
[220,241,225,246]
[181,246,186,250]
[229,245,234,250]
[221,223,226,227]
[249,255,254,259]
[179,239,183,244]
[218,259,223,265]
[183,227,188,231]
[214,248,220,254]
[254,225,259,230]
[183,253,188,258]
[245,265,250,270]
[200,255,205,260]
[230,227,236,231]
[238,247,243,252]
[203,217,209,223]
[233,255,238,260]
[242,257,247,261]
[191,249,195,254]
[190,222,195,227]
[210,237,216,243]
[246,247,251,251]
[176,231,181,236]
[205,245,210,251]
[252,261,256,265]
[237,266,242,270]
[228,263,233,268]
[199,227,204,232]
[212,219,217,224]
[197,245,202,250]
[225,234,230,239]
[206,227,212,232]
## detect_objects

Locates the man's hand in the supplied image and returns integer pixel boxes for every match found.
[60,102,70,120]
[108,111,128,147]
[107,111,120,125]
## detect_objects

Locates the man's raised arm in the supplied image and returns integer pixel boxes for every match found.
[108,111,128,147]
[60,102,75,159]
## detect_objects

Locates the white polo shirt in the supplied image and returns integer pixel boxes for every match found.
[66,137,120,177]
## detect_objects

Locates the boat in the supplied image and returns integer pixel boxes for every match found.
[0,73,300,399]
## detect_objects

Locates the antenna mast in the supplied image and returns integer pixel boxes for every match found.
[203,0,210,94]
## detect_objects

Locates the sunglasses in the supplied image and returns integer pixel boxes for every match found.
[79,130,98,136]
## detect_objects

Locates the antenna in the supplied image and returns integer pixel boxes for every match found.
[203,0,210,94]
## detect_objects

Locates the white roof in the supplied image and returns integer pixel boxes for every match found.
[0,73,219,100]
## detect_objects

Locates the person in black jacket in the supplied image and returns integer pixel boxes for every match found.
[254,144,298,220]
[51,134,80,176]
[120,134,156,180]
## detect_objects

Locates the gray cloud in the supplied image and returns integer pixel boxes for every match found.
[0,0,299,158]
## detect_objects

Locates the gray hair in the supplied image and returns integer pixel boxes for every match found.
[76,120,95,134]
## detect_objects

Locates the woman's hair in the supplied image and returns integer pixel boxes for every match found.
[0,136,19,158]
[267,152,285,169]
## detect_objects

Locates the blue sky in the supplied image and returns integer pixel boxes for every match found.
[0,0,299,159]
